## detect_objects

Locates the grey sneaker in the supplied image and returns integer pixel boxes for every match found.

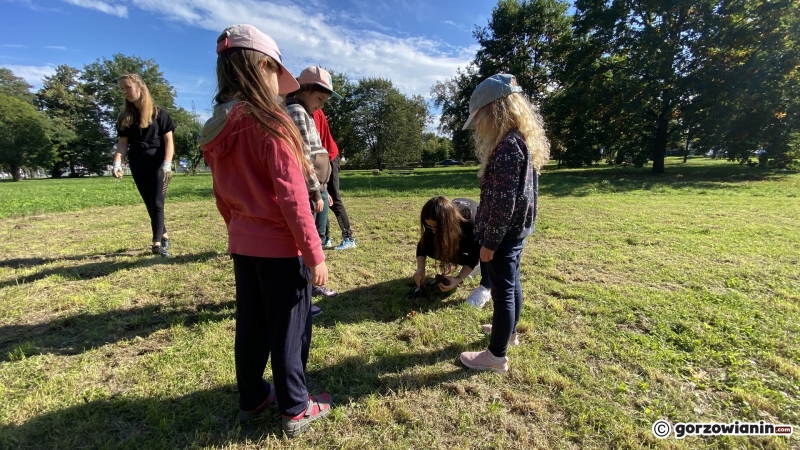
[281,393,332,438]
[322,238,335,249]
[312,285,338,298]
[160,237,171,251]
[334,238,356,250]
[151,245,171,258]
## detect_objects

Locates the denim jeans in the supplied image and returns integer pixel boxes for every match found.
[485,238,526,357]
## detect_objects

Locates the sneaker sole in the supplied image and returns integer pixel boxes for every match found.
[283,406,331,438]
[460,355,509,374]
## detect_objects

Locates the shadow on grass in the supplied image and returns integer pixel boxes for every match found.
[0,249,149,269]
[0,298,234,363]
[0,251,220,290]
[0,340,484,449]
[312,276,461,327]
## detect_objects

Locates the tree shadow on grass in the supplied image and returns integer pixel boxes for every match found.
[0,249,149,269]
[0,298,235,363]
[312,276,462,327]
[0,251,220,290]
[0,340,485,449]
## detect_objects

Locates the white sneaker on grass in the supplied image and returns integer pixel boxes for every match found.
[481,324,519,346]
[465,286,490,309]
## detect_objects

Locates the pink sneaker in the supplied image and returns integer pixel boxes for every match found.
[481,324,519,346]
[460,349,509,374]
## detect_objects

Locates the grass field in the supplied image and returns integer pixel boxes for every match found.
[0,158,798,449]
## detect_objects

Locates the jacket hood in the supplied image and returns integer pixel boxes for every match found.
[198,100,239,148]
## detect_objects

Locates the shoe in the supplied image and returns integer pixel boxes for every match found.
[465,286,491,309]
[312,285,338,298]
[238,382,276,423]
[460,349,508,374]
[322,238,335,249]
[160,237,171,251]
[151,245,171,258]
[281,393,332,438]
[482,324,519,346]
[311,304,323,317]
[334,238,356,251]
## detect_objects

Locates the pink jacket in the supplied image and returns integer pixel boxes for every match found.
[199,101,324,266]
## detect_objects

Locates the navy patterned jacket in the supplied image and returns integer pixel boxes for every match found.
[475,130,538,251]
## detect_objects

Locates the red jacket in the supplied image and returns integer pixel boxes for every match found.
[199,102,324,266]
[313,109,339,161]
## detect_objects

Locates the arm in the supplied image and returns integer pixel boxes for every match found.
[481,138,526,251]
[113,137,128,178]
[163,131,174,165]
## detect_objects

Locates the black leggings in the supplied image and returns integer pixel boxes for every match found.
[129,154,168,243]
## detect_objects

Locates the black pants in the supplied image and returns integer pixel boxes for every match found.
[325,155,353,240]
[232,254,312,417]
[129,153,167,243]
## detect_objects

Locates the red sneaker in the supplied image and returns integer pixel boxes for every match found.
[281,393,333,438]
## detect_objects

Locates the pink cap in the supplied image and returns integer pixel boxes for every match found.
[216,24,300,95]
[296,66,342,99]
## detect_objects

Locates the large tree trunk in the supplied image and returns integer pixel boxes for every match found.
[651,115,669,174]
[11,165,22,181]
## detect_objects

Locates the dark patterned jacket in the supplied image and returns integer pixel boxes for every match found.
[475,130,538,251]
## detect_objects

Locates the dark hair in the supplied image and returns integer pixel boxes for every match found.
[420,196,465,272]
[286,83,333,98]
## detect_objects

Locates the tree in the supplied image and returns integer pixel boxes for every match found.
[0,68,34,102]
[36,65,112,177]
[421,133,453,162]
[171,107,204,173]
[348,78,428,169]
[431,66,480,161]
[0,94,55,181]
[319,71,359,160]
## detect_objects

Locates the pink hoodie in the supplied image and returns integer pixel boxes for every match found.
[199,101,324,266]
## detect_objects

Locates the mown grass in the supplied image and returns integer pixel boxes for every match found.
[0,157,798,449]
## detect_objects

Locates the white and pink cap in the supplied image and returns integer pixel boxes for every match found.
[216,24,300,95]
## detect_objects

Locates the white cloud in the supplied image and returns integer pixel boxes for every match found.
[45,45,68,50]
[442,20,471,33]
[62,0,127,18]
[3,44,28,48]
[0,64,57,90]
[126,0,476,98]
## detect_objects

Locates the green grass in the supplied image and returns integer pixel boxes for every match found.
[0,157,798,449]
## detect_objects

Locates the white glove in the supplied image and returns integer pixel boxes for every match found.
[160,161,173,184]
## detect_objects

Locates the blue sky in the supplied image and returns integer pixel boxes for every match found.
[1,0,498,119]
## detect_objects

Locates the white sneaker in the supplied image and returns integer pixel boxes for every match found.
[482,324,519,346]
[465,286,490,309]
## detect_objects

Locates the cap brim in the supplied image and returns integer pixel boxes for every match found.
[277,65,300,95]
[462,109,479,130]
[314,82,342,100]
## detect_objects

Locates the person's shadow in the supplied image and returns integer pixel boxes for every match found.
[0,339,485,448]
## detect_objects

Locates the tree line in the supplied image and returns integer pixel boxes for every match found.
[432,0,800,172]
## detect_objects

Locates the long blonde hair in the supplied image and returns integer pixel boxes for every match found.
[215,47,312,176]
[117,74,157,130]
[473,83,550,177]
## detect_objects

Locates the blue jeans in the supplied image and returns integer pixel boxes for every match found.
[485,238,526,358]
[311,189,329,244]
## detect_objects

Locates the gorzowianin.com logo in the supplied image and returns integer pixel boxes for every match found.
[652,420,793,439]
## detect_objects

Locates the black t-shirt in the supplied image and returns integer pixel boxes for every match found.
[117,107,176,158]
[416,198,481,269]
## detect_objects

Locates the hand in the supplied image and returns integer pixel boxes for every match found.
[160,161,173,184]
[310,261,328,286]
[480,246,495,262]
[413,268,426,288]
[113,163,123,179]
[328,194,333,207]
[314,199,324,213]
[438,275,462,292]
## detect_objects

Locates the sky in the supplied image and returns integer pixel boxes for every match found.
[0,0,497,120]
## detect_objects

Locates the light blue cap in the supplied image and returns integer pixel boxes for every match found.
[462,73,523,130]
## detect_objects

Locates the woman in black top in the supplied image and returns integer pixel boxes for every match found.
[414,196,492,308]
[112,74,176,257]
